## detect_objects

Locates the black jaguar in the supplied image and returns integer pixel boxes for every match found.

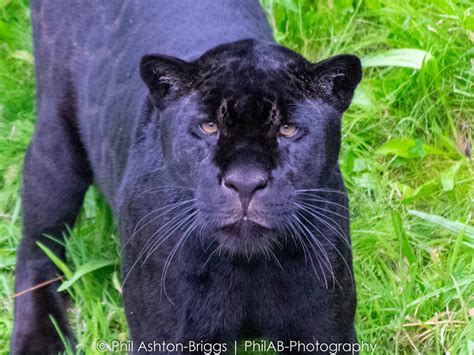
[12,0,362,353]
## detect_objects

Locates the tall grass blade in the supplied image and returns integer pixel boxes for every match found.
[408,210,474,242]
[362,49,434,70]
[37,242,72,279]
[391,210,416,264]
[57,260,115,292]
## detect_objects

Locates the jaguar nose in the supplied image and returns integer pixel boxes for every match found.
[223,167,269,215]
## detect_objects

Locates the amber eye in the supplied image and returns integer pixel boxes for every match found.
[200,121,218,135]
[279,124,298,137]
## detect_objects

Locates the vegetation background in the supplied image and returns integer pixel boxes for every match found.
[0,0,473,353]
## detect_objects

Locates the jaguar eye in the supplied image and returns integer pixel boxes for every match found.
[200,121,218,135]
[279,124,298,137]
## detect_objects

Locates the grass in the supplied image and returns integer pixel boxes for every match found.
[0,0,473,353]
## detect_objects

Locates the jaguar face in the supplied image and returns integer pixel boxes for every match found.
[140,39,361,255]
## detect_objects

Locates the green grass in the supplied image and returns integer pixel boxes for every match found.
[1,0,473,353]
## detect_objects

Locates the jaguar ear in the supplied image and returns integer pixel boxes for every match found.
[309,54,362,112]
[140,54,195,107]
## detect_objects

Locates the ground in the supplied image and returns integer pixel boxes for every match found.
[0,0,473,353]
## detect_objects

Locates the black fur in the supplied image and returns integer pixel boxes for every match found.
[12,1,362,354]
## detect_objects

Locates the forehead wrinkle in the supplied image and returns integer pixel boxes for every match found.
[267,100,281,126]
[217,98,228,125]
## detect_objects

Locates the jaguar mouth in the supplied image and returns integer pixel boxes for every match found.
[221,217,273,235]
